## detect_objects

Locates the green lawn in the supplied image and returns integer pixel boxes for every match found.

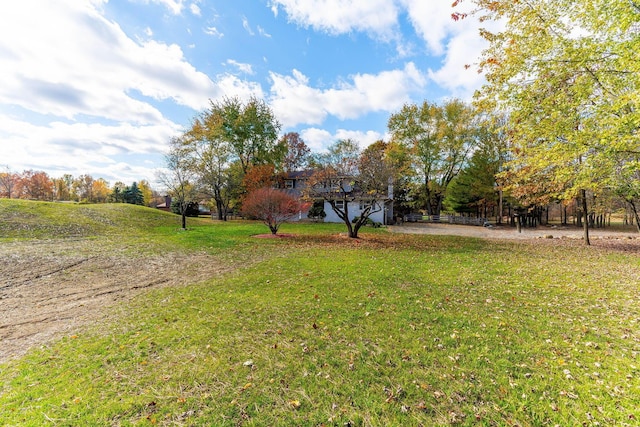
[0,201,639,426]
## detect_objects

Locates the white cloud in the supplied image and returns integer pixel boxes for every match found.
[0,1,219,123]
[0,0,266,183]
[204,26,224,38]
[299,128,333,152]
[257,26,272,38]
[269,0,399,40]
[145,0,186,15]
[242,16,255,35]
[211,74,265,103]
[190,3,201,16]
[225,60,254,75]
[269,63,426,128]
[0,114,180,184]
[334,129,384,149]
[401,0,459,56]
[299,127,384,152]
[427,28,487,100]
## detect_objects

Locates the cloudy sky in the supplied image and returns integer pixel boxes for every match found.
[0,0,490,186]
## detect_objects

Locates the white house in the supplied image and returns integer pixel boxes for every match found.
[282,171,394,225]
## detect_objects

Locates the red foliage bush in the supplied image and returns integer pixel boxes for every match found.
[242,188,306,234]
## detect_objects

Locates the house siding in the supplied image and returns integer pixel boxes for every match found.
[323,201,386,224]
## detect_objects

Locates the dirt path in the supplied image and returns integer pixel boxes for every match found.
[0,238,229,363]
[390,222,640,242]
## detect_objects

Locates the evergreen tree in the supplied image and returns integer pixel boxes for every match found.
[124,182,144,205]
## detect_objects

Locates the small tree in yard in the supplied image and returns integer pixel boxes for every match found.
[305,139,392,238]
[157,138,200,230]
[242,187,304,235]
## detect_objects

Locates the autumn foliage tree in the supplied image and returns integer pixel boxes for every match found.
[280,132,311,172]
[15,170,53,200]
[242,187,305,235]
[305,139,392,238]
[242,164,282,194]
[0,167,17,198]
[459,0,640,243]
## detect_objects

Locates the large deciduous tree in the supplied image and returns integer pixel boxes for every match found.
[182,96,283,220]
[460,0,640,243]
[16,170,53,200]
[210,96,283,174]
[280,132,311,172]
[388,99,478,216]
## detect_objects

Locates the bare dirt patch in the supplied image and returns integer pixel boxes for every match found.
[0,238,229,363]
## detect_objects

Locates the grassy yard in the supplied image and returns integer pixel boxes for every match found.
[0,200,639,426]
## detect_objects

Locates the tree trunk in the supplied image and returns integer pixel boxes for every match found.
[216,199,224,220]
[498,189,503,225]
[181,212,187,229]
[581,190,590,245]
[628,200,640,233]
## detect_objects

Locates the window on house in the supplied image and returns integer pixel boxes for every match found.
[359,200,371,211]
[334,200,345,210]
[285,180,294,189]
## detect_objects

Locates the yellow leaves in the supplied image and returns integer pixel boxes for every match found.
[288,399,301,409]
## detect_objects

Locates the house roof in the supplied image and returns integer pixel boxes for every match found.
[285,169,314,179]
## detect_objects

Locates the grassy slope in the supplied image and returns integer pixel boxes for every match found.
[0,200,639,426]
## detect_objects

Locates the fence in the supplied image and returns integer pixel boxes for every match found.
[403,214,487,226]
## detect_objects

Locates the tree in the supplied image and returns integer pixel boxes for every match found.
[307,200,326,221]
[280,132,311,172]
[242,164,281,194]
[305,139,391,238]
[0,166,17,198]
[181,96,282,221]
[124,182,144,205]
[242,187,304,235]
[52,174,73,201]
[92,178,110,203]
[15,170,53,200]
[158,137,200,229]
[444,115,507,219]
[109,181,127,203]
[171,200,200,217]
[138,180,154,206]
[208,96,283,174]
[73,174,94,202]
[388,99,478,216]
[460,0,640,243]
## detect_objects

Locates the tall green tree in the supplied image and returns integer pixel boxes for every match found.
[124,182,144,205]
[110,182,127,203]
[461,0,640,243]
[183,96,283,220]
[388,99,478,216]
[210,96,283,174]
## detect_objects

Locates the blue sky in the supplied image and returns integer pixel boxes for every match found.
[0,0,491,186]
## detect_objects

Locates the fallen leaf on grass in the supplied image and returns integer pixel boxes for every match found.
[289,400,301,409]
